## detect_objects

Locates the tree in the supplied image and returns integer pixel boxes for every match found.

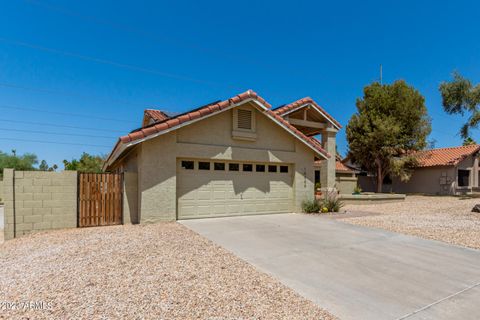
[463,137,476,146]
[0,150,38,178]
[346,80,431,193]
[63,152,105,173]
[439,72,480,139]
[39,160,49,171]
[39,160,58,171]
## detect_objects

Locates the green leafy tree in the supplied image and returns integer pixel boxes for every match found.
[346,80,431,193]
[39,160,49,171]
[439,72,480,138]
[0,150,38,178]
[63,152,105,173]
[39,160,59,171]
[463,137,476,146]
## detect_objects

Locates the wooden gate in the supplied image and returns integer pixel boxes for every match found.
[78,173,123,227]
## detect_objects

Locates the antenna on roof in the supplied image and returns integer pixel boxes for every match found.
[380,64,383,85]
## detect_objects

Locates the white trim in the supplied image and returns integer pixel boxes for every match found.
[281,103,341,130]
[105,97,329,168]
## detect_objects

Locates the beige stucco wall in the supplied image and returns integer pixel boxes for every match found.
[358,154,480,195]
[336,176,358,194]
[3,169,77,240]
[359,167,457,195]
[391,166,455,195]
[123,171,138,224]
[130,103,316,222]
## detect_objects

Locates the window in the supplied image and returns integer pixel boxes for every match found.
[198,162,210,170]
[280,165,288,173]
[268,165,277,173]
[181,160,194,170]
[458,169,470,187]
[214,162,225,171]
[229,163,239,171]
[256,164,265,172]
[243,164,253,172]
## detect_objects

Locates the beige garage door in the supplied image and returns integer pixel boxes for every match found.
[177,159,294,219]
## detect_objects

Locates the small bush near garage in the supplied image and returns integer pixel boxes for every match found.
[302,199,320,213]
[321,197,344,213]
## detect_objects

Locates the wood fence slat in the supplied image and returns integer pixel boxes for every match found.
[78,173,123,228]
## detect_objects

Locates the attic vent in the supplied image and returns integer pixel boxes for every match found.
[237,109,252,130]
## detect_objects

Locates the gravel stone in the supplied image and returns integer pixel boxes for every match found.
[342,195,480,250]
[0,223,335,320]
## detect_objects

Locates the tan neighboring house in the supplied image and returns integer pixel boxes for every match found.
[103,90,341,223]
[359,145,480,195]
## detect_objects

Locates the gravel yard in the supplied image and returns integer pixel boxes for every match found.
[0,223,335,320]
[342,195,480,250]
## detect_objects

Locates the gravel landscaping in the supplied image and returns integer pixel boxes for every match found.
[0,223,335,320]
[342,195,480,250]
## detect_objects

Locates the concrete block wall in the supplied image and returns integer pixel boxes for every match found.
[0,178,4,201]
[3,169,77,240]
[336,176,358,195]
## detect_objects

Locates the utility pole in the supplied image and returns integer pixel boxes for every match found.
[380,64,383,85]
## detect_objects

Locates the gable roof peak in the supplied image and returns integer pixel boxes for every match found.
[274,97,342,129]
[104,90,330,169]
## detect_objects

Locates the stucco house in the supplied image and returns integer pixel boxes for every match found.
[104,90,341,223]
[359,145,480,195]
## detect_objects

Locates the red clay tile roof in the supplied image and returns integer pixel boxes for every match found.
[313,159,354,172]
[335,160,354,172]
[412,145,480,167]
[273,97,342,129]
[144,109,170,123]
[106,90,331,167]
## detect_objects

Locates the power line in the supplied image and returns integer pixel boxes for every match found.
[0,127,117,139]
[0,81,157,109]
[0,37,238,90]
[0,137,111,148]
[23,0,289,74]
[0,118,124,133]
[0,103,137,123]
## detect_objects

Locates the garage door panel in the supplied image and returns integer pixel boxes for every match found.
[177,160,294,219]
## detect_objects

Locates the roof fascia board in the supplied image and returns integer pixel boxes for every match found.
[281,103,341,131]
[250,100,328,160]
[106,97,329,168]
[106,99,256,168]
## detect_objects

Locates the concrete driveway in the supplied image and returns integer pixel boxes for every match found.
[181,214,480,320]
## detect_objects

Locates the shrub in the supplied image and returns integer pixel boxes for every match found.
[353,185,362,194]
[321,189,345,212]
[302,199,320,213]
[315,182,322,190]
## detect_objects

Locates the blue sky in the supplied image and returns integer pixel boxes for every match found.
[0,0,479,167]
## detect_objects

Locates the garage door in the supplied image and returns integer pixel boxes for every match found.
[177,159,294,219]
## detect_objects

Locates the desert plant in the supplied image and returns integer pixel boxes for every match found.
[353,185,362,194]
[302,199,320,213]
[321,189,345,212]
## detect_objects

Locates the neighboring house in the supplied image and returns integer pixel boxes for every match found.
[359,145,480,195]
[103,90,341,222]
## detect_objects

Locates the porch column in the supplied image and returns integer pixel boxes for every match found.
[320,127,337,190]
